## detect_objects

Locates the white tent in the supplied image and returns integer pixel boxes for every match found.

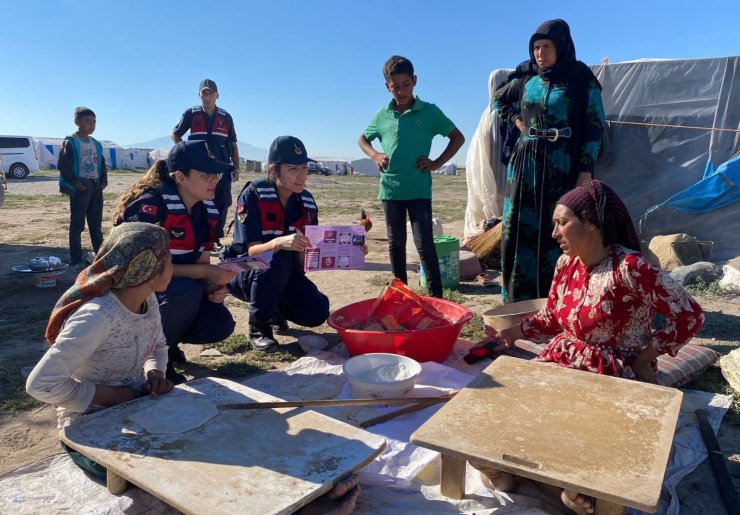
[33,137,64,169]
[464,70,509,239]
[350,157,380,176]
[33,139,57,169]
[465,57,740,260]
[33,136,153,170]
[436,162,457,175]
[110,146,151,169]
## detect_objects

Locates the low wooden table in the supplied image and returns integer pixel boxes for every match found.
[410,356,682,514]
[61,377,385,515]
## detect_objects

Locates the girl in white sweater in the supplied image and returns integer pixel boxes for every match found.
[27,222,174,478]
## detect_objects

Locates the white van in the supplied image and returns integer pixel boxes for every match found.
[0,135,40,179]
[0,153,5,207]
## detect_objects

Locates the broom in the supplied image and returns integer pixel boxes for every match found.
[467,222,503,262]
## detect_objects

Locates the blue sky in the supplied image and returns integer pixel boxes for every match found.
[1,0,737,162]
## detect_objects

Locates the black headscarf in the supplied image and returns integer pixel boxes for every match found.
[528,19,601,86]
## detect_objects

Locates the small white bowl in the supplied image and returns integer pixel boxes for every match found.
[342,353,422,399]
[297,335,329,352]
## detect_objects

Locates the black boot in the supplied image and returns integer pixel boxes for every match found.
[248,322,279,352]
[168,344,187,365]
[166,363,187,384]
[270,312,290,334]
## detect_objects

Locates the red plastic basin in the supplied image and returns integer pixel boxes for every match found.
[327,297,473,363]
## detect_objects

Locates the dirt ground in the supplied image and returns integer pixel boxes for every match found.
[1,172,739,513]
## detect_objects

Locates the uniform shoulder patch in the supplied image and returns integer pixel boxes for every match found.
[237,203,248,223]
[139,204,158,216]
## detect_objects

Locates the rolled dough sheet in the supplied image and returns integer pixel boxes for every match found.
[128,397,218,434]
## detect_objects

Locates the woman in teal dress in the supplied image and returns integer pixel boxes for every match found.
[494,19,605,303]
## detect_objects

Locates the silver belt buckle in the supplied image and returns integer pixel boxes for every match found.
[547,129,560,142]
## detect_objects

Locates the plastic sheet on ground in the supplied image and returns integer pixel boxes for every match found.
[0,340,732,514]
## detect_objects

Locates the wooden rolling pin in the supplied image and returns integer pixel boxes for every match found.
[218,392,456,410]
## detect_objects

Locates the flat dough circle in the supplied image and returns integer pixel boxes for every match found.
[128,397,218,434]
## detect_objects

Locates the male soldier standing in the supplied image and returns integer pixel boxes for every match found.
[172,79,240,245]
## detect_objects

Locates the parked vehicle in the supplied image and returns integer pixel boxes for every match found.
[307,162,332,176]
[0,153,5,207]
[0,135,40,179]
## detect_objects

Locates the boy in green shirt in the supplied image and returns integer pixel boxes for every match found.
[358,55,464,297]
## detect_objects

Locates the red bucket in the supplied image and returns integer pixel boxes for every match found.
[327,297,473,363]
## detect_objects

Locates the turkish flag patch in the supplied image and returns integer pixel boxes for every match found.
[139,204,158,216]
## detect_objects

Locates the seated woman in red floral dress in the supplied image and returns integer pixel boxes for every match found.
[479,179,704,514]
[489,179,704,383]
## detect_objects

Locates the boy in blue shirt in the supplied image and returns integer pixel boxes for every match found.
[58,107,108,265]
[358,55,464,297]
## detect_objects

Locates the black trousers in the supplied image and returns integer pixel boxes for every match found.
[213,174,233,238]
[68,178,104,264]
[157,277,235,347]
[228,252,329,327]
[382,198,443,298]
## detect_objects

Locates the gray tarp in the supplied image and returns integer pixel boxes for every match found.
[466,56,740,261]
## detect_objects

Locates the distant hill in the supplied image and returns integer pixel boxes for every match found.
[125,136,268,162]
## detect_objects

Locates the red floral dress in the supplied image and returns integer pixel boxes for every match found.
[521,246,704,378]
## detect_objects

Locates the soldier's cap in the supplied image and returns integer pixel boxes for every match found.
[199,79,218,93]
[166,140,233,175]
[268,136,316,166]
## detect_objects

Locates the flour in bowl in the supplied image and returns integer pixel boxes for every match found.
[360,363,411,383]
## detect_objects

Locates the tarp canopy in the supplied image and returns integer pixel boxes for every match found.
[465,56,740,260]
[660,153,740,213]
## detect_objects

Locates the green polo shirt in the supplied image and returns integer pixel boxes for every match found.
[364,96,456,200]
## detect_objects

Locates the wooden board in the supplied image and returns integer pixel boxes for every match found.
[60,377,385,515]
[410,356,682,511]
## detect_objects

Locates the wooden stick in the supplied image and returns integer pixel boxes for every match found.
[359,394,453,428]
[695,409,740,515]
[217,393,456,410]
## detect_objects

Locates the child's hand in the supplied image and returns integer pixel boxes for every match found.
[361,244,369,256]
[372,152,389,171]
[144,370,174,397]
[416,156,439,172]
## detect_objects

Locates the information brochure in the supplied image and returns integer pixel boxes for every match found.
[304,225,366,272]
[218,250,273,272]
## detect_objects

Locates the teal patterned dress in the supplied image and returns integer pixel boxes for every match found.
[494,74,605,302]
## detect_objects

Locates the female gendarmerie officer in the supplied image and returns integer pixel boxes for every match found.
[113,140,237,383]
[227,136,329,352]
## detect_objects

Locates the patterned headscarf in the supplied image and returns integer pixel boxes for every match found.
[557,180,641,251]
[45,223,170,345]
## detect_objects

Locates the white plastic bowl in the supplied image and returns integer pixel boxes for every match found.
[342,353,422,399]
[297,335,329,352]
